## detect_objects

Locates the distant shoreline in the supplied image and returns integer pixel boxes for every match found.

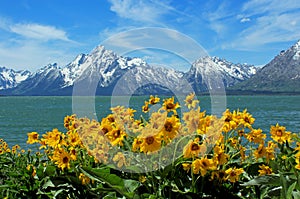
[1,91,300,97]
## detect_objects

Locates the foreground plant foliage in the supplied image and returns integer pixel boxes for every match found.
[1,93,300,198]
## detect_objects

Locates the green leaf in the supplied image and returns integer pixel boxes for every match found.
[287,181,297,199]
[280,172,288,199]
[103,192,117,199]
[44,165,56,176]
[241,175,281,186]
[80,166,141,198]
[268,187,282,197]
[292,190,300,198]
[42,179,55,189]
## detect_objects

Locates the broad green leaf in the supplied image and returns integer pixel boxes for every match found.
[287,181,297,199]
[292,190,300,198]
[42,179,55,189]
[80,166,141,198]
[44,165,56,176]
[103,192,117,199]
[241,175,281,186]
[267,187,282,197]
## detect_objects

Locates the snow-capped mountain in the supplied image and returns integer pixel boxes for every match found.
[5,63,66,95]
[231,39,300,93]
[0,45,258,95]
[187,56,256,87]
[0,67,31,90]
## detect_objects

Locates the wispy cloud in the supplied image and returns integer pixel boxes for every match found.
[9,23,71,41]
[242,0,300,15]
[228,0,300,49]
[100,27,208,69]
[108,0,172,24]
[0,40,75,71]
[0,17,79,70]
[203,1,237,37]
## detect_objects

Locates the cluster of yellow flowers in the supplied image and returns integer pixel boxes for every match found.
[21,93,300,186]
[0,138,24,155]
[26,116,93,185]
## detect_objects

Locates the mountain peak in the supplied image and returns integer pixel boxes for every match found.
[0,66,31,90]
[292,40,300,60]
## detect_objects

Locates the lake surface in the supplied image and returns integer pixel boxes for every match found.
[0,95,299,149]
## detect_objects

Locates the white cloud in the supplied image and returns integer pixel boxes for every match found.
[225,0,300,49]
[9,23,71,41]
[204,2,235,37]
[242,0,300,15]
[100,27,208,65]
[108,0,172,24]
[240,17,251,23]
[0,40,75,71]
[0,18,79,70]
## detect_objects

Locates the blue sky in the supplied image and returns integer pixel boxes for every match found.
[0,0,299,71]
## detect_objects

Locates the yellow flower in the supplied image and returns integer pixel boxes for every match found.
[69,147,77,161]
[239,146,247,161]
[132,138,142,152]
[253,143,266,160]
[142,101,150,113]
[40,129,63,148]
[112,152,127,168]
[192,157,216,176]
[228,138,238,148]
[102,114,115,124]
[160,115,180,142]
[162,97,180,113]
[182,163,191,173]
[225,167,244,183]
[246,128,266,143]
[210,170,226,183]
[265,141,277,162]
[139,128,161,154]
[258,164,273,176]
[51,147,71,171]
[270,123,292,144]
[26,164,36,177]
[213,145,229,166]
[238,109,255,128]
[139,175,147,183]
[67,131,82,147]
[149,95,160,105]
[182,107,204,135]
[27,132,39,144]
[64,115,77,131]
[106,128,127,146]
[100,121,113,135]
[221,109,238,132]
[295,158,300,170]
[295,142,300,152]
[79,173,91,185]
[184,92,199,109]
[149,111,167,131]
[183,138,206,158]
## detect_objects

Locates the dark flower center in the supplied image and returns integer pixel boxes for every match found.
[146,136,154,145]
[166,103,175,109]
[164,122,173,132]
[63,156,69,164]
[191,143,200,151]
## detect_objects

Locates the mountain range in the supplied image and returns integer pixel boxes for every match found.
[0,39,299,96]
[229,40,300,94]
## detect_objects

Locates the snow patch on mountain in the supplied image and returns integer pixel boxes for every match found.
[292,40,300,60]
[0,67,31,90]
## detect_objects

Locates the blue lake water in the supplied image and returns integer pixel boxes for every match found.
[0,95,299,149]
